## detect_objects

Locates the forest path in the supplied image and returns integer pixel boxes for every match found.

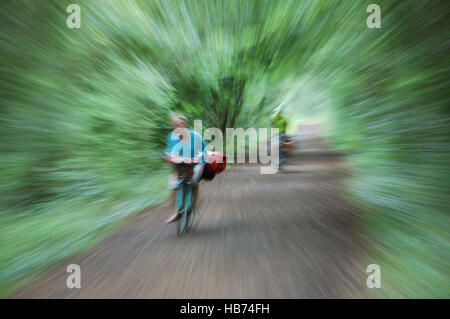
[13,123,368,298]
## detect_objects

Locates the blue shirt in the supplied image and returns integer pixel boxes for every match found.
[166,129,207,163]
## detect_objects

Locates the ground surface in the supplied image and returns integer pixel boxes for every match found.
[13,123,368,298]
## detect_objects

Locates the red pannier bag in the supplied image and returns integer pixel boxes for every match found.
[202,152,227,181]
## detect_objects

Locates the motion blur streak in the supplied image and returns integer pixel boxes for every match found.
[0,0,449,298]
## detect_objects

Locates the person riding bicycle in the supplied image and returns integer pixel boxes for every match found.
[165,113,207,224]
[271,104,289,168]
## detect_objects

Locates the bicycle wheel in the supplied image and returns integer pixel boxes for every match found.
[184,184,194,232]
[187,181,198,231]
[187,201,195,231]
[178,209,187,236]
[177,184,187,236]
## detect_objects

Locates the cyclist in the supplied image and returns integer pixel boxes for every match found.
[165,113,207,224]
[271,105,289,168]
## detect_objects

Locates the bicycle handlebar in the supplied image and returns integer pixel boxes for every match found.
[165,155,202,165]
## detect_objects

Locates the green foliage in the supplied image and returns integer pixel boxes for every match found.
[0,0,448,297]
[315,0,450,298]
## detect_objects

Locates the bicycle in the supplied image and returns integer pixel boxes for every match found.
[277,133,294,171]
[165,155,202,236]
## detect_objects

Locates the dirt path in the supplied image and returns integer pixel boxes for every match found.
[13,123,368,298]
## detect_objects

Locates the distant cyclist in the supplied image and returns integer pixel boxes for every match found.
[271,104,289,168]
[165,113,207,224]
